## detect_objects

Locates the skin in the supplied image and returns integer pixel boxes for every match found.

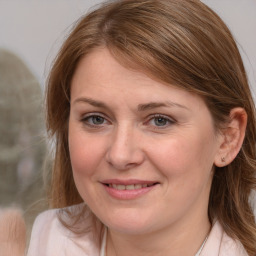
[68,47,226,256]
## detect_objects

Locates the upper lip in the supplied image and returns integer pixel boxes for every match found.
[101,179,159,185]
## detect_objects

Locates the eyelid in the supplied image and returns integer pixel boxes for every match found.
[80,112,111,126]
[145,114,176,128]
[81,111,105,118]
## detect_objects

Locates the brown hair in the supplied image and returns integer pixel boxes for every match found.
[46,0,256,254]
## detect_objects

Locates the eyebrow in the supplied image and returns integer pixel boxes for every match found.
[73,97,108,108]
[73,97,189,111]
[137,102,189,111]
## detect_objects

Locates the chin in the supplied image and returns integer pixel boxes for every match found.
[101,211,155,235]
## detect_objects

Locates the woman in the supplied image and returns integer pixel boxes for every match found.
[27,0,256,255]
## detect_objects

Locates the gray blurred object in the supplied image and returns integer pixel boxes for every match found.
[0,49,47,235]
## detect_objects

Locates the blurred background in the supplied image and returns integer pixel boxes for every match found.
[0,0,255,240]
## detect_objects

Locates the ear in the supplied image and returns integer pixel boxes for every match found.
[214,107,247,167]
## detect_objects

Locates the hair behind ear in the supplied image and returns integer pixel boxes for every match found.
[209,108,256,256]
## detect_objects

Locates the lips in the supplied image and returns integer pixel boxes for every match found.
[101,179,159,199]
[107,183,156,190]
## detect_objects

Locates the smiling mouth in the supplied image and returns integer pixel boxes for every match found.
[105,183,158,190]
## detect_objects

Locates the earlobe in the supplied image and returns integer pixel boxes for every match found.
[214,108,247,167]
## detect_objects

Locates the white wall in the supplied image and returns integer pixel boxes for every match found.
[0,0,255,98]
[203,0,256,99]
[0,0,103,86]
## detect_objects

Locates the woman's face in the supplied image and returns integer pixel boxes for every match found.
[69,48,223,235]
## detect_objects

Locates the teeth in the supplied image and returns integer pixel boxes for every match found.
[113,184,125,190]
[126,184,135,190]
[134,184,143,189]
[110,184,151,190]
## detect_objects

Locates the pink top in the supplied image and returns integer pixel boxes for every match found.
[27,207,248,256]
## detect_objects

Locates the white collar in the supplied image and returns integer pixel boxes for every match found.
[100,227,107,256]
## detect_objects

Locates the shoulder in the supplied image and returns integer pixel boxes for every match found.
[219,229,248,256]
[27,204,100,256]
[201,221,248,256]
[26,208,67,255]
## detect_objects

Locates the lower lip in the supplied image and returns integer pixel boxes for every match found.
[103,184,156,200]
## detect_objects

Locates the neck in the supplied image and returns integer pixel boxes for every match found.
[106,217,211,256]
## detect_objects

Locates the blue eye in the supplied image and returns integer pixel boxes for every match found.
[82,115,107,126]
[147,115,175,128]
[90,116,105,125]
[153,117,169,126]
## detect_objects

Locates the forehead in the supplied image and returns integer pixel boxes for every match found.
[72,47,149,87]
[71,47,207,112]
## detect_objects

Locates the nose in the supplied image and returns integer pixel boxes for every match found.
[106,125,145,170]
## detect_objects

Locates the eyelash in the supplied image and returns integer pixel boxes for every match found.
[146,114,176,129]
[80,113,176,129]
[80,113,109,128]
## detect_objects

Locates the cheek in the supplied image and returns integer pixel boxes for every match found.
[68,126,106,204]
[149,132,216,180]
[68,126,104,178]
